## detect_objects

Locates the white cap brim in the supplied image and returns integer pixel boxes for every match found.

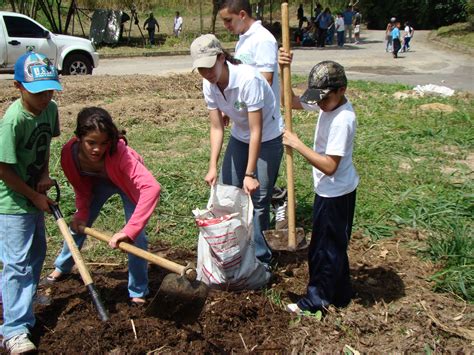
[192,55,218,70]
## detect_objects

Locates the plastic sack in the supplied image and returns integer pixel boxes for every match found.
[413,84,455,97]
[192,184,270,291]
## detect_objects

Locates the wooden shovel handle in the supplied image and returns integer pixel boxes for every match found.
[281,2,297,250]
[79,226,197,281]
[52,210,109,322]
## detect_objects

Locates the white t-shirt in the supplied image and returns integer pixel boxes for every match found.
[203,62,282,144]
[404,26,412,38]
[335,17,345,32]
[235,21,283,130]
[174,16,183,31]
[302,100,359,197]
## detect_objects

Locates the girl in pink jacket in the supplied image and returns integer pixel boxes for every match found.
[46,107,160,305]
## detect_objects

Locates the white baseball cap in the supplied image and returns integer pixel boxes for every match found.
[190,34,223,70]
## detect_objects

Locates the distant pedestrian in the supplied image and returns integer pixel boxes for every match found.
[402,21,414,52]
[297,4,305,30]
[336,12,345,47]
[315,7,332,48]
[342,4,355,43]
[143,13,159,45]
[385,17,396,52]
[173,11,183,37]
[392,21,401,58]
[313,3,322,30]
[353,8,362,44]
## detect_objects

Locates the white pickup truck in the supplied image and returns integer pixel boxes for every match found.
[0,11,99,75]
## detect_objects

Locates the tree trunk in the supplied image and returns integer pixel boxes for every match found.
[211,0,219,33]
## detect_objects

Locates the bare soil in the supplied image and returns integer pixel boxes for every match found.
[1,76,473,353]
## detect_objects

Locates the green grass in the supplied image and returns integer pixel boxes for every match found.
[435,22,474,50]
[44,79,473,302]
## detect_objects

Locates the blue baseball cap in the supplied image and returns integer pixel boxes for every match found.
[14,51,62,93]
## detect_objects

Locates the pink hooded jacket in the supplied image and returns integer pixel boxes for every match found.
[61,137,161,240]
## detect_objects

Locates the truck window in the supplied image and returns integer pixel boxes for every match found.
[4,16,47,38]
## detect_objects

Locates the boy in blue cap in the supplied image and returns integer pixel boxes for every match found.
[0,51,62,353]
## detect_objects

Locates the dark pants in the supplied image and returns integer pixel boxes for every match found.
[337,31,345,47]
[297,189,356,312]
[402,37,411,51]
[317,28,327,47]
[393,38,401,57]
[147,29,155,44]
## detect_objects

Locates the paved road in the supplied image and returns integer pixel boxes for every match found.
[2,30,473,92]
[94,30,473,92]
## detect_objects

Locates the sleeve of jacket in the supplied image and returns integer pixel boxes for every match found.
[118,147,161,240]
[60,139,94,222]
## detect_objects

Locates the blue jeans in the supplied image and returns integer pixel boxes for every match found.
[220,135,283,264]
[53,181,149,298]
[0,213,46,341]
[402,37,411,51]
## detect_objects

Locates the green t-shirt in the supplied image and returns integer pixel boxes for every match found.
[0,99,60,214]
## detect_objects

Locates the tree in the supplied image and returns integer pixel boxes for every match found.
[360,0,469,29]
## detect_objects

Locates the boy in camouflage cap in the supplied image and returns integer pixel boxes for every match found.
[278,52,359,315]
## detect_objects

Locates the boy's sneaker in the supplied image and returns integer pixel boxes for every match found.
[4,333,36,354]
[285,303,303,315]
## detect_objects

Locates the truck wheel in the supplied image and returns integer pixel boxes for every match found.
[62,53,92,75]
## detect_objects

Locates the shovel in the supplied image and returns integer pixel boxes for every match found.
[264,2,308,252]
[49,181,109,322]
[79,226,209,323]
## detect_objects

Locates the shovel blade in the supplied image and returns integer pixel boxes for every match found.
[145,273,209,323]
[264,227,308,251]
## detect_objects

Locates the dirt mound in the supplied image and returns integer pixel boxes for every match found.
[0,232,471,353]
[419,103,456,113]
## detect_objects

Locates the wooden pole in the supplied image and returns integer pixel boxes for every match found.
[281,2,297,250]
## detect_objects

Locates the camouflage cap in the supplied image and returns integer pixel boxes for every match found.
[300,61,347,104]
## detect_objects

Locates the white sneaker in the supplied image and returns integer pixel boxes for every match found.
[4,333,36,354]
[285,303,303,315]
[274,201,288,230]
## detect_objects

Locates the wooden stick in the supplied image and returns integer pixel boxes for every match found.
[79,226,197,281]
[281,2,297,250]
[131,319,138,340]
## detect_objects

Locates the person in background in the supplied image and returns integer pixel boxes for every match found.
[143,13,159,45]
[278,50,359,316]
[335,12,345,47]
[0,51,62,353]
[325,10,335,45]
[392,21,401,58]
[173,11,183,37]
[297,4,305,30]
[402,21,414,52]
[315,7,332,48]
[342,3,356,43]
[385,17,396,52]
[191,34,283,270]
[353,8,362,44]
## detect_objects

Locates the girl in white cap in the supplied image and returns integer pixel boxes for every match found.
[191,34,283,268]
